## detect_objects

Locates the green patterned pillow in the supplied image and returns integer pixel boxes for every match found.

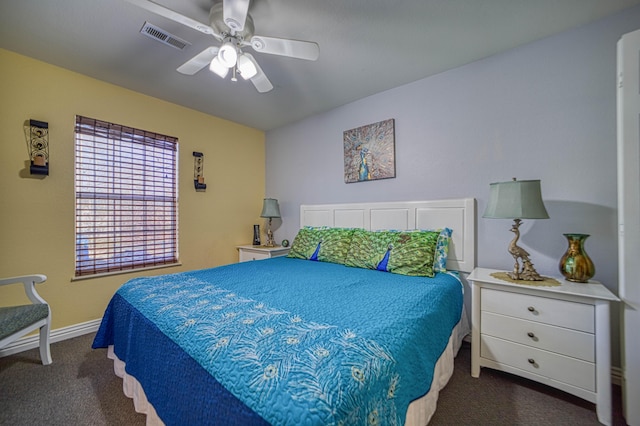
[287,227,324,260]
[287,227,355,264]
[344,229,439,277]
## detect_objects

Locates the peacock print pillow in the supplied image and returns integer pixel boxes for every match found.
[287,227,355,265]
[344,229,439,277]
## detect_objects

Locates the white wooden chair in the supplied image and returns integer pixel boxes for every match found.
[0,274,52,365]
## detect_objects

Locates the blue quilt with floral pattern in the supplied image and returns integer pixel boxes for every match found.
[93,257,463,425]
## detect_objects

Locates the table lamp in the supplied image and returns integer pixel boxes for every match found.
[483,178,549,281]
[260,198,281,247]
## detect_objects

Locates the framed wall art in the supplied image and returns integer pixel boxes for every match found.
[343,118,395,183]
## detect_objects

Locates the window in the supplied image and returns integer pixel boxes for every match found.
[74,116,178,277]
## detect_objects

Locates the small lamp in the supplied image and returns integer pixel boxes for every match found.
[260,198,281,247]
[483,178,549,281]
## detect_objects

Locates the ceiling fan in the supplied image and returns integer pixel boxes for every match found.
[127,0,320,93]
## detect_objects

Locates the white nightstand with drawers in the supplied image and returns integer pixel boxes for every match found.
[237,245,290,262]
[468,267,619,425]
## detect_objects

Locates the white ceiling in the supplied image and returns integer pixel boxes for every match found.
[1,0,639,131]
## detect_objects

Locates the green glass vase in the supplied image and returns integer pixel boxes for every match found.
[559,233,595,283]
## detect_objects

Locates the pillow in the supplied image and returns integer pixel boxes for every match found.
[432,228,452,273]
[287,227,355,264]
[287,227,323,260]
[344,229,439,277]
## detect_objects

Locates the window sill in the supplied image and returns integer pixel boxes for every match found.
[71,262,182,282]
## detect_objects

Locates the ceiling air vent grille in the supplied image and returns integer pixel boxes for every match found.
[140,22,190,50]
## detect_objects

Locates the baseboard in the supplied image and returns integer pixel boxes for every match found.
[0,318,101,358]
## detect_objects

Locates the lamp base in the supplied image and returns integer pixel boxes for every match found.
[507,268,544,281]
[264,218,276,247]
[264,229,276,247]
[508,218,544,281]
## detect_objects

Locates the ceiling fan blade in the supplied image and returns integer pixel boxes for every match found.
[177,47,219,75]
[249,36,319,61]
[243,53,273,93]
[126,0,221,39]
[223,0,250,32]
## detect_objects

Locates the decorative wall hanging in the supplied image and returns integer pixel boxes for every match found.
[193,151,206,191]
[27,119,49,175]
[343,118,395,183]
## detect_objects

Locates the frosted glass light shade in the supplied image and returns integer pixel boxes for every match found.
[218,42,238,68]
[237,54,257,80]
[483,179,549,219]
[209,56,229,78]
[260,198,281,218]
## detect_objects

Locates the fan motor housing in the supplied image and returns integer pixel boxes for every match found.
[209,3,254,40]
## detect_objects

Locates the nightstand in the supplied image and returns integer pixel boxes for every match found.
[468,267,619,426]
[237,245,291,262]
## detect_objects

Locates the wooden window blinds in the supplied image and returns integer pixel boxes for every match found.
[74,116,178,277]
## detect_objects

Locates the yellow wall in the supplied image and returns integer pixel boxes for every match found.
[0,49,265,330]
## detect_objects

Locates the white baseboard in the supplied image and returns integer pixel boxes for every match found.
[0,318,101,358]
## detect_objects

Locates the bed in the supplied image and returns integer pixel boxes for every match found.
[93,198,476,425]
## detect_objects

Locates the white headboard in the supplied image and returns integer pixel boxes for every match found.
[300,198,476,273]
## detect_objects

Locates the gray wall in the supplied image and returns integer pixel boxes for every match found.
[265,6,640,367]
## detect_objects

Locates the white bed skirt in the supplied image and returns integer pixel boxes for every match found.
[405,310,469,425]
[107,311,469,426]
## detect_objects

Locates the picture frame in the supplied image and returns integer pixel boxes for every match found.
[343,118,395,183]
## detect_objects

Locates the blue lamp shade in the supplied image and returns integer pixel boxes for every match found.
[483,179,549,220]
[260,198,281,219]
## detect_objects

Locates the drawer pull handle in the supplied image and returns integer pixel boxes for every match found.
[527,332,535,338]
[527,306,536,312]
[528,358,536,365]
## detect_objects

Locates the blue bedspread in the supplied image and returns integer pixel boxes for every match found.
[93,257,463,425]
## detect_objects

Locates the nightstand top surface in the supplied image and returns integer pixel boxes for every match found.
[236,245,290,252]
[468,267,619,302]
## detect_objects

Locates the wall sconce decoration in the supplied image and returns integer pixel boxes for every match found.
[28,119,49,175]
[193,151,206,191]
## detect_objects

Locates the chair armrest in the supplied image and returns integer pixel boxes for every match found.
[0,275,48,305]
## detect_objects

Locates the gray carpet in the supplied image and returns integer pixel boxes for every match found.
[0,334,145,425]
[431,343,626,426]
[0,334,626,425]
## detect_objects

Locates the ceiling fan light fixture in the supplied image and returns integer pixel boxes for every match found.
[237,54,257,80]
[128,0,318,94]
[218,41,238,68]
[209,56,229,78]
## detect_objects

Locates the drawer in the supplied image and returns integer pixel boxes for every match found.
[239,251,270,262]
[481,311,595,362]
[481,288,594,333]
[481,335,595,391]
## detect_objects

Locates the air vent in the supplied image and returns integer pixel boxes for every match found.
[140,22,191,50]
